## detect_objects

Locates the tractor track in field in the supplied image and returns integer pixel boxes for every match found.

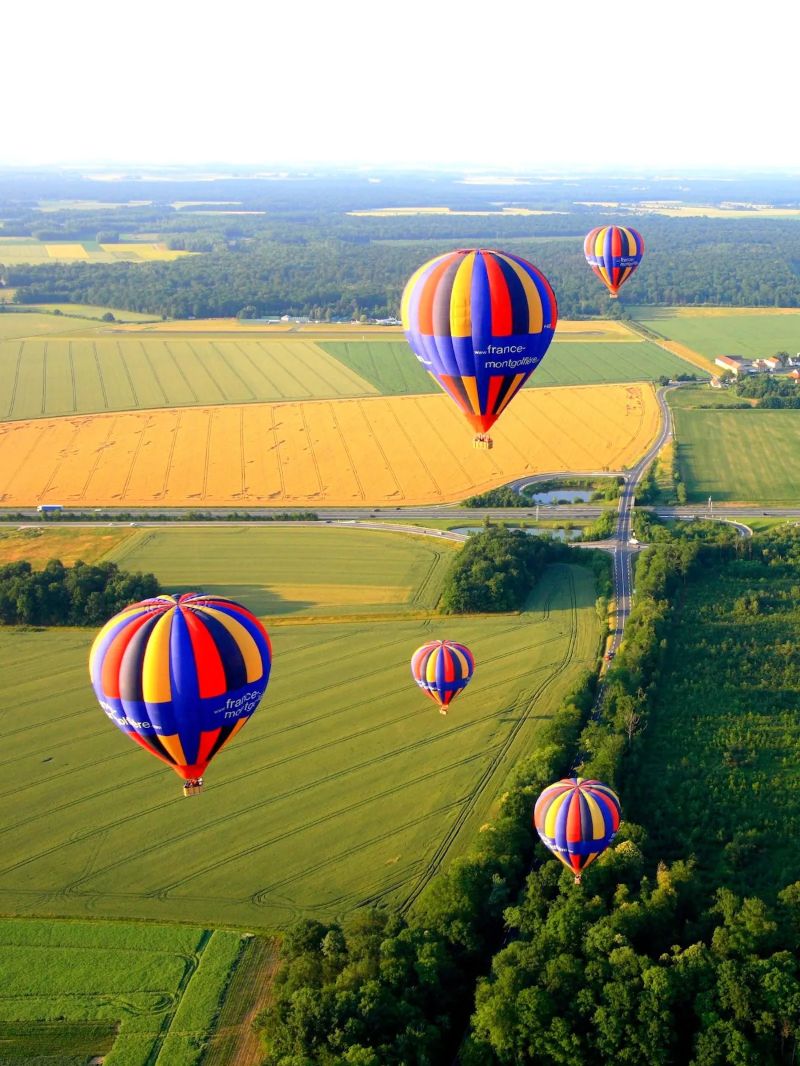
[396,567,578,914]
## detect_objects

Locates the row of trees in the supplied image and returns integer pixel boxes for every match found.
[0,559,160,626]
[7,214,800,320]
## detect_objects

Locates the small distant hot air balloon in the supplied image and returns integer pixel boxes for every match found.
[584,225,644,297]
[410,639,474,715]
[90,593,272,796]
[401,248,557,449]
[533,777,621,882]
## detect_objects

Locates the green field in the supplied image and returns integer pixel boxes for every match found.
[627,546,800,895]
[0,527,599,929]
[320,338,703,396]
[632,307,800,361]
[666,382,757,409]
[0,331,376,420]
[0,238,190,265]
[673,407,800,503]
[0,919,245,1066]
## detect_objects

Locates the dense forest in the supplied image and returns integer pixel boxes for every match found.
[3,170,800,319]
[258,528,800,1064]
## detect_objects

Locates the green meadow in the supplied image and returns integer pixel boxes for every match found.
[672,407,800,503]
[320,338,702,396]
[0,527,599,931]
[0,919,246,1066]
[632,307,800,361]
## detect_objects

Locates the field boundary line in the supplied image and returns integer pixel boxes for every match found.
[91,341,109,410]
[6,342,23,417]
[165,340,199,403]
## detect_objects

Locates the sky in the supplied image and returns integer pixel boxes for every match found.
[4,0,800,171]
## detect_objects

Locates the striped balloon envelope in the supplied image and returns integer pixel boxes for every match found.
[89,593,272,794]
[533,777,621,882]
[583,225,644,297]
[401,249,557,446]
[410,639,475,715]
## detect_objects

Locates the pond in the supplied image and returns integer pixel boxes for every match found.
[450,526,584,542]
[525,489,594,503]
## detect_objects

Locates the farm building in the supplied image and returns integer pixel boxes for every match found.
[790,369,800,381]
[714,355,749,376]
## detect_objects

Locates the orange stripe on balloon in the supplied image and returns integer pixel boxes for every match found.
[159,733,188,766]
[127,730,176,768]
[461,376,481,415]
[417,255,456,335]
[494,374,526,416]
[100,613,154,699]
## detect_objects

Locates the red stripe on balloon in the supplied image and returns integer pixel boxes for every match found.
[183,609,227,698]
[483,252,513,336]
[566,790,583,843]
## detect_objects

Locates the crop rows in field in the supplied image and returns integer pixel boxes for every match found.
[0,239,191,264]
[0,918,244,1066]
[0,335,377,420]
[319,338,701,397]
[0,529,598,929]
[0,384,660,507]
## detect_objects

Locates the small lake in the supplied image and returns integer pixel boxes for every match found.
[525,489,594,503]
[450,526,584,542]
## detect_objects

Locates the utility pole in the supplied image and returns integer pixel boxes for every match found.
[708,496,713,518]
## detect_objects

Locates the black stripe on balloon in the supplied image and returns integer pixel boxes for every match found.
[118,613,162,703]
[206,723,237,761]
[431,255,462,339]
[139,731,178,766]
[492,374,518,414]
[494,255,528,335]
[446,375,474,414]
[195,612,247,691]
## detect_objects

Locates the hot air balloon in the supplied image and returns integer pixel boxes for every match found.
[89,593,272,796]
[533,777,621,882]
[583,225,644,297]
[410,639,474,715]
[401,248,557,449]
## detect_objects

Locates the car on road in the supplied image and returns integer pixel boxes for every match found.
[604,650,615,662]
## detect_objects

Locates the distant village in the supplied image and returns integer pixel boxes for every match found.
[712,351,800,385]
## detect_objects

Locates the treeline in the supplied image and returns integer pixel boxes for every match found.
[0,510,319,524]
[440,527,572,613]
[736,374,800,408]
[7,215,800,320]
[255,670,600,1065]
[0,559,160,625]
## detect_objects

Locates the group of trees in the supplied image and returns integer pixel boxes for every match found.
[440,527,572,613]
[735,373,800,408]
[0,559,160,626]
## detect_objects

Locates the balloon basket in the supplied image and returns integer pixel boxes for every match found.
[473,435,493,450]
[608,293,618,299]
[439,708,448,716]
[183,779,204,797]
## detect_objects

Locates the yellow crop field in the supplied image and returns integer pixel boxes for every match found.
[657,339,718,375]
[554,320,638,341]
[115,318,296,333]
[0,526,136,566]
[100,243,193,261]
[666,307,800,318]
[0,384,659,508]
[45,244,90,260]
[347,207,559,217]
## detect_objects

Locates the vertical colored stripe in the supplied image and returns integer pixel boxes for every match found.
[183,609,228,698]
[483,252,513,336]
[141,609,174,703]
[449,252,475,338]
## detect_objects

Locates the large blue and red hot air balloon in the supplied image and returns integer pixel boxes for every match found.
[533,777,621,882]
[90,593,272,795]
[584,225,644,297]
[401,248,557,448]
[410,639,474,715]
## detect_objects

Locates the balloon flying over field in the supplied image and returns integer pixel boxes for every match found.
[533,777,621,882]
[401,248,558,448]
[583,225,644,297]
[89,593,272,796]
[410,639,474,715]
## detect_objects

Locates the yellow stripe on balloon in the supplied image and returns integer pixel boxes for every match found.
[496,254,543,333]
[159,732,187,765]
[594,231,606,257]
[587,793,606,839]
[425,648,439,684]
[401,255,447,328]
[461,376,481,415]
[141,610,174,703]
[449,252,475,338]
[196,606,264,682]
[543,789,569,838]
[619,227,635,253]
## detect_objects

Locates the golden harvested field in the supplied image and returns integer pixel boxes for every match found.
[115,319,297,333]
[99,242,193,261]
[654,338,718,375]
[347,206,559,217]
[0,241,193,265]
[0,384,659,507]
[0,526,136,566]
